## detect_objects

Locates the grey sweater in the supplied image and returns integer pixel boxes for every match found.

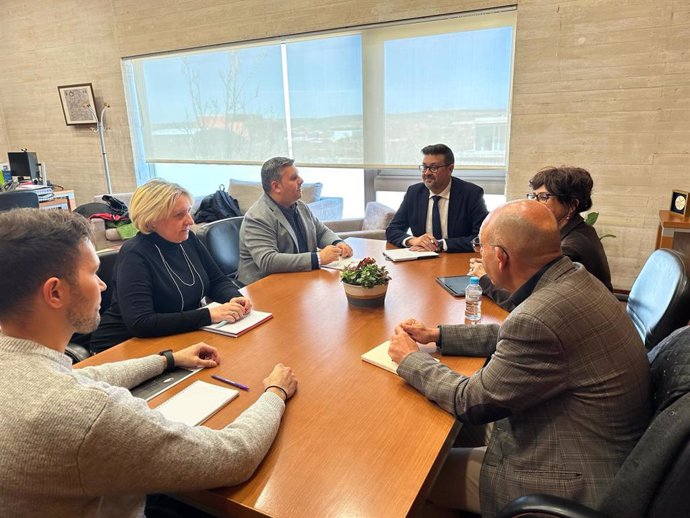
[0,334,285,518]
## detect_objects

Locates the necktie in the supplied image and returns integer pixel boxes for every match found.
[432,195,442,240]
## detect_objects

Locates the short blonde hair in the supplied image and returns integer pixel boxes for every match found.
[130,179,192,234]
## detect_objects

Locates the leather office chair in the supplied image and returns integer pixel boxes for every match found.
[65,248,120,363]
[626,249,690,350]
[497,326,690,518]
[0,190,39,211]
[195,216,244,289]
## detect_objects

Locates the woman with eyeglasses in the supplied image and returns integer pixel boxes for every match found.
[469,166,612,310]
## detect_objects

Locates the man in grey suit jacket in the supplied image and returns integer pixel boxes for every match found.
[389,200,650,517]
[237,157,352,285]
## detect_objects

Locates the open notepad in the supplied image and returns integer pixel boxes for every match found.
[155,380,238,426]
[202,304,273,337]
[382,249,439,262]
[361,340,440,375]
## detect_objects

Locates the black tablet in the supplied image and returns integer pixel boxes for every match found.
[436,275,472,297]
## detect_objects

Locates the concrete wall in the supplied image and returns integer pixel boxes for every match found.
[1,0,688,288]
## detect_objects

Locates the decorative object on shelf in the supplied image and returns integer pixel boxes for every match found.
[340,257,391,308]
[670,189,689,217]
[57,83,98,125]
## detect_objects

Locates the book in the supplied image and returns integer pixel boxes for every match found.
[202,304,273,337]
[383,248,439,262]
[361,340,440,375]
[131,367,201,401]
[436,275,472,297]
[322,256,362,271]
[154,380,238,426]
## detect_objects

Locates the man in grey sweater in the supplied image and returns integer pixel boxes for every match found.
[0,208,298,518]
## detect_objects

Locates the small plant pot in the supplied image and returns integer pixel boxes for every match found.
[343,282,388,308]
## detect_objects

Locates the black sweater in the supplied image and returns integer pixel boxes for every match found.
[90,231,240,352]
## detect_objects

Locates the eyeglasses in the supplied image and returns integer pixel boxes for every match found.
[419,164,449,173]
[526,192,558,203]
[471,236,509,257]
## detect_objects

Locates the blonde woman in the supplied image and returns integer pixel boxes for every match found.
[91,180,251,352]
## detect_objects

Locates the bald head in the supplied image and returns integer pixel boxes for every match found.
[481,200,562,272]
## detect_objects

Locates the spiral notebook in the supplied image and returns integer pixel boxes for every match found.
[154,380,239,426]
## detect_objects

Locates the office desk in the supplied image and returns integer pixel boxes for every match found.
[78,238,507,518]
[38,189,76,211]
[656,210,690,257]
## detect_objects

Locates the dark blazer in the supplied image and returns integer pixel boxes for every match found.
[385,176,488,252]
[561,214,612,291]
[398,257,650,516]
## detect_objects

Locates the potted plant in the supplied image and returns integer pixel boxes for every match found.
[340,257,391,308]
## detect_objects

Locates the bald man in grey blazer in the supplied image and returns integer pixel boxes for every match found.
[237,157,352,285]
[389,200,650,517]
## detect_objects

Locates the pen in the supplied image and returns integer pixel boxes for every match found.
[214,320,228,329]
[211,374,250,391]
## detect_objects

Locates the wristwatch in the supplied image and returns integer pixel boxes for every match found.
[158,349,175,372]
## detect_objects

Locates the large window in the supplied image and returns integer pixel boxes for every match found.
[123,8,515,216]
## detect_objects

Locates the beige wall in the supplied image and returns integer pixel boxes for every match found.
[1,0,688,288]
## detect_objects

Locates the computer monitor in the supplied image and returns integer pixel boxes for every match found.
[8,151,39,181]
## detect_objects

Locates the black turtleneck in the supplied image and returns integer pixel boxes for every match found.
[90,231,241,352]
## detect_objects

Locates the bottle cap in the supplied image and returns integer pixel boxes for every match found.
[469,276,480,284]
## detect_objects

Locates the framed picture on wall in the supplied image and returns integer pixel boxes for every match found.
[57,83,98,125]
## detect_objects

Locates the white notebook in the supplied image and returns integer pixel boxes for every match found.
[155,380,238,426]
[361,340,400,374]
[201,304,273,337]
[322,256,362,271]
[383,249,439,262]
[362,340,440,375]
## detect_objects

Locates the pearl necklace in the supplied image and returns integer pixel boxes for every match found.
[155,244,205,311]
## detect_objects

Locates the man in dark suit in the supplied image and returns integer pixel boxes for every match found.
[385,143,489,253]
[388,200,650,517]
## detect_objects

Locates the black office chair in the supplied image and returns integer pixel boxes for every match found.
[0,190,39,211]
[65,248,120,363]
[195,216,244,289]
[497,326,690,518]
[626,249,690,350]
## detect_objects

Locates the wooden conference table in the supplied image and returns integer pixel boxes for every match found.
[78,238,508,518]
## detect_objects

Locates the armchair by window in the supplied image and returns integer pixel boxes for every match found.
[228,179,343,221]
[323,202,395,240]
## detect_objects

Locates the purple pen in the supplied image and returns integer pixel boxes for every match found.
[211,374,250,391]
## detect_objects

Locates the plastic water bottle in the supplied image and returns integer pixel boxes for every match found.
[465,276,482,324]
